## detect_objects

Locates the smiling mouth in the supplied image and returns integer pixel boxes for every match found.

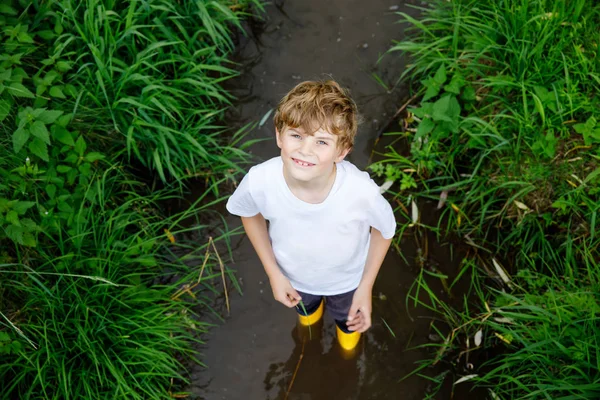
[292,158,315,167]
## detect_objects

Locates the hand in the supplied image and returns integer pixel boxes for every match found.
[346,285,372,333]
[269,273,301,308]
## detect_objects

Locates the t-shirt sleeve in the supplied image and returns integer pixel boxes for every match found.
[226,171,260,217]
[367,189,397,240]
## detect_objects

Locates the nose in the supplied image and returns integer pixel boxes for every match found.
[298,137,314,156]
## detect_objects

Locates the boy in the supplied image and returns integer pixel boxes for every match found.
[226,80,396,351]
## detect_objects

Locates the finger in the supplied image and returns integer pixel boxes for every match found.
[346,313,363,331]
[347,304,360,322]
[285,294,299,308]
[358,313,371,333]
[288,288,302,302]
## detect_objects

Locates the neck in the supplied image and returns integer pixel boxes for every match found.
[283,163,337,204]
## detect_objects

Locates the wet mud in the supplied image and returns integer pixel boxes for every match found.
[188,1,478,399]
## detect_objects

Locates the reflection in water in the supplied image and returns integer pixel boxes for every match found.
[264,319,366,400]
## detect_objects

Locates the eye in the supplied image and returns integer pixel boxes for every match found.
[316,140,328,145]
[291,134,301,139]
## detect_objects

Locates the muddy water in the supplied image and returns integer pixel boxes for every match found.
[189,1,459,399]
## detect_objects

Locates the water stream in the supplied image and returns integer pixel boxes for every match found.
[188,1,470,399]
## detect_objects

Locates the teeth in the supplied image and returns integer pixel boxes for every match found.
[295,159,311,166]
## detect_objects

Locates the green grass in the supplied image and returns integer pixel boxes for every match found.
[1,0,261,398]
[371,0,600,398]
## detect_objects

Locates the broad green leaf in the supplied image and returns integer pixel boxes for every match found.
[461,86,476,101]
[12,201,36,215]
[37,109,63,124]
[5,225,24,244]
[28,137,49,161]
[56,114,72,127]
[22,232,36,247]
[42,70,59,86]
[7,82,35,98]
[46,184,57,199]
[37,30,55,40]
[51,125,75,146]
[49,86,66,98]
[57,201,72,212]
[56,165,72,173]
[0,68,11,81]
[85,152,105,162]
[411,102,434,118]
[36,84,47,96]
[64,84,78,98]
[0,99,11,122]
[6,210,19,225]
[415,118,435,140]
[12,127,30,153]
[75,136,87,156]
[21,218,37,230]
[17,31,34,43]
[444,73,465,94]
[0,4,18,15]
[30,121,50,145]
[56,61,71,72]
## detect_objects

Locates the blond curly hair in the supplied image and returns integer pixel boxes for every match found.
[274,80,359,151]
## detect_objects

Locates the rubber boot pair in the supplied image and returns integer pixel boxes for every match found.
[298,300,361,351]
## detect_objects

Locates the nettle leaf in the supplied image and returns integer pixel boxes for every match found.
[56,113,72,127]
[12,201,36,215]
[7,82,35,98]
[0,68,11,81]
[17,31,34,44]
[56,165,72,173]
[411,102,434,119]
[57,200,73,212]
[22,232,36,247]
[444,73,465,94]
[85,152,105,162]
[415,118,435,140]
[56,61,71,72]
[75,136,87,156]
[12,127,30,153]
[49,86,66,98]
[46,184,57,199]
[30,121,51,145]
[51,125,75,146]
[462,86,477,101]
[28,137,49,161]
[432,94,461,126]
[0,99,11,122]
[0,4,19,15]
[37,109,63,124]
[36,84,47,96]
[6,210,19,225]
[533,86,552,103]
[422,64,447,101]
[42,70,59,86]
[5,225,24,244]
[37,30,55,40]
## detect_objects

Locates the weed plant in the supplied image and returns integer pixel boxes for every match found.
[372,0,600,398]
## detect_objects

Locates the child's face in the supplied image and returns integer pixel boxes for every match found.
[276,126,350,183]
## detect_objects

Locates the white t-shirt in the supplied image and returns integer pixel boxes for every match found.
[226,156,396,295]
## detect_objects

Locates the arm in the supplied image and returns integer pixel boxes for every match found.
[241,214,301,307]
[346,227,393,332]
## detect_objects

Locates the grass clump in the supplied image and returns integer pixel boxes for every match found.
[372,0,600,398]
[1,0,260,398]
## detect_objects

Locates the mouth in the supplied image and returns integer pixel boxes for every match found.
[292,158,315,167]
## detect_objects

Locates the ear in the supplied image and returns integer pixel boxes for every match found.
[275,128,283,149]
[335,146,351,163]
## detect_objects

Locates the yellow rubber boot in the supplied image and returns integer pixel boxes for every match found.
[298,300,324,326]
[336,325,361,351]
